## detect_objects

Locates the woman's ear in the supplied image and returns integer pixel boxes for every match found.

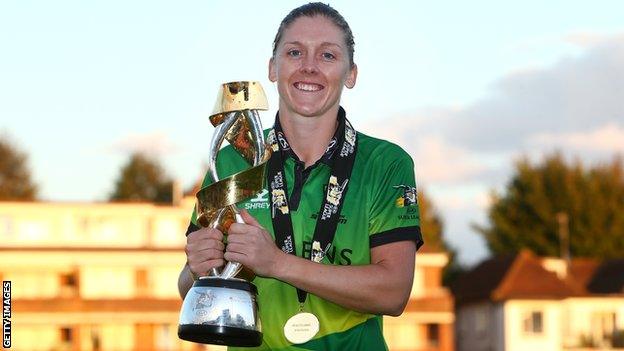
[268,57,277,82]
[345,64,358,89]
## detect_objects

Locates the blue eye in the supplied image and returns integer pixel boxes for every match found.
[287,49,301,57]
[322,52,335,60]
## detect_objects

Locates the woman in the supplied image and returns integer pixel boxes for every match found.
[179,3,423,350]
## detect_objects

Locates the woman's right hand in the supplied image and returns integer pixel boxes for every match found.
[185,227,225,278]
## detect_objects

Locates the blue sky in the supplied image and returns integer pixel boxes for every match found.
[1,1,623,265]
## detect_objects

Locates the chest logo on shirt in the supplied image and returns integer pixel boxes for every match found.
[321,176,349,220]
[394,184,418,207]
[244,189,270,210]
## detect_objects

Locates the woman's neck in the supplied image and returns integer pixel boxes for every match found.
[278,107,340,168]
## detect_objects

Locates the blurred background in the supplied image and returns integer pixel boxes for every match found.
[1,1,623,350]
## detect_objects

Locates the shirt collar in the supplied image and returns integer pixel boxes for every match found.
[273,107,346,167]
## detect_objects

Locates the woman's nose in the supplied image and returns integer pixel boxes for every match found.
[300,54,318,74]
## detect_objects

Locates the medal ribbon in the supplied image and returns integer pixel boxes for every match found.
[267,108,358,304]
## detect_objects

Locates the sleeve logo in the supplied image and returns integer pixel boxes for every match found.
[393,184,417,207]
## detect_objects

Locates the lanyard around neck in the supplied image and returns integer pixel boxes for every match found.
[267,111,358,304]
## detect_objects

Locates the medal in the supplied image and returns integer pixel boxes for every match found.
[283,312,320,344]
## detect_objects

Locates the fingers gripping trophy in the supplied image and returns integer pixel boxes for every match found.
[178,81,270,347]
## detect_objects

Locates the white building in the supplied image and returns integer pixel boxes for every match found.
[453,250,624,351]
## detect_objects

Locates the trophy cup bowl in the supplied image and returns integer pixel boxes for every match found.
[178,81,270,347]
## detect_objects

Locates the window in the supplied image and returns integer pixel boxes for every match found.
[523,311,543,334]
[135,269,149,297]
[59,271,79,298]
[60,327,73,344]
[591,311,616,345]
[427,323,440,347]
[90,326,102,351]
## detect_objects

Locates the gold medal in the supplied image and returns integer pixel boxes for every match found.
[283,312,320,344]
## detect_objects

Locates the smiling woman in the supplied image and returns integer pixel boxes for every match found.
[178,3,424,350]
[269,14,357,124]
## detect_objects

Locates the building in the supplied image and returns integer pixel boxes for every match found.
[453,250,624,351]
[0,197,201,351]
[0,198,453,350]
[384,246,455,351]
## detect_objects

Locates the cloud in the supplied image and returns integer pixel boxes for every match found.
[108,131,179,156]
[529,123,624,153]
[439,34,624,152]
[564,32,624,49]
[358,117,490,184]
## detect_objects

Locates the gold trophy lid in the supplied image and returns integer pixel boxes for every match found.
[210,81,268,125]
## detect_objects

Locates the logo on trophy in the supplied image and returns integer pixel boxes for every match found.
[178,81,270,347]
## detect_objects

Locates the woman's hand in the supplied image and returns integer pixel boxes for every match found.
[185,227,225,278]
[225,210,285,277]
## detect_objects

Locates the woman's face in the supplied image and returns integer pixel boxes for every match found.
[269,15,357,119]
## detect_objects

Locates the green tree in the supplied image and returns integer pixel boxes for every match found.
[418,190,445,251]
[418,190,464,286]
[476,152,624,259]
[109,153,173,203]
[0,135,37,200]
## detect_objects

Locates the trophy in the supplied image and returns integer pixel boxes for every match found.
[178,81,270,347]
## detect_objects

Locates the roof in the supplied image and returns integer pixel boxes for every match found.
[453,250,622,306]
[491,251,583,301]
[451,254,516,305]
[587,259,624,294]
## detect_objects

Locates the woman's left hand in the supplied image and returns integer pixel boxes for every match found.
[225,209,285,277]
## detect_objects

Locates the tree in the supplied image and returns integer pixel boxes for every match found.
[109,153,173,203]
[418,190,464,286]
[0,135,37,200]
[476,152,624,259]
[418,190,445,251]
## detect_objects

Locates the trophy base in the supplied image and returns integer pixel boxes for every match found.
[178,278,262,346]
[178,324,262,347]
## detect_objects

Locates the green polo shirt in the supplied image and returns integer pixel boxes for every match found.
[187,129,422,351]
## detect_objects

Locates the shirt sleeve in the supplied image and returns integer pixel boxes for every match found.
[367,145,423,250]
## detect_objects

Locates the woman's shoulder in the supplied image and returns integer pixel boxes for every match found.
[356,131,413,164]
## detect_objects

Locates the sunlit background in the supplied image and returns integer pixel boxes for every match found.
[1,1,623,350]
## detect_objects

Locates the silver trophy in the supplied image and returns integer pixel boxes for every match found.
[178,81,270,347]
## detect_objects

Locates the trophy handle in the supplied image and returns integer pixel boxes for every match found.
[207,218,223,277]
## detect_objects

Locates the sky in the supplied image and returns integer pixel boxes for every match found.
[1,1,623,265]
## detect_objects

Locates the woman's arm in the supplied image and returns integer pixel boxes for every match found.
[225,210,416,316]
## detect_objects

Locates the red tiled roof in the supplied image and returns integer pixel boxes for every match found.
[453,250,592,306]
[491,251,583,300]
